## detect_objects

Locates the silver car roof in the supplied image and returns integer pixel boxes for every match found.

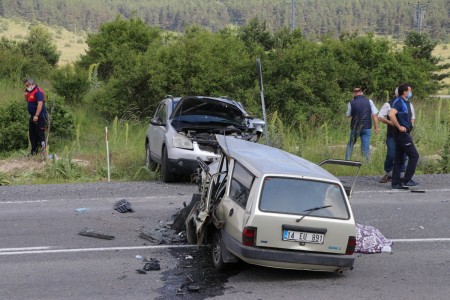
[216,135,339,181]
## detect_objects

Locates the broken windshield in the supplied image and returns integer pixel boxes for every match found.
[259,177,349,219]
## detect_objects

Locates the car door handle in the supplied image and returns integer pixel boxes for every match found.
[229,208,234,217]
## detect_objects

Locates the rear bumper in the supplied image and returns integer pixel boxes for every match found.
[222,230,355,270]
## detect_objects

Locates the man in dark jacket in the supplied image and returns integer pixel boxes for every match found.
[24,78,47,156]
[388,83,419,189]
[345,88,379,161]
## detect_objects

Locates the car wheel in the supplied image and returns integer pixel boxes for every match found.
[145,143,157,170]
[161,147,176,183]
[212,230,227,271]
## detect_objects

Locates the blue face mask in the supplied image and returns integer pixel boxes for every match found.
[406,91,413,100]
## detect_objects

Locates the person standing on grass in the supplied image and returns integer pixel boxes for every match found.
[24,78,47,156]
[388,83,419,189]
[345,87,379,161]
[378,86,415,183]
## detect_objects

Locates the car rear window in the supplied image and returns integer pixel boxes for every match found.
[259,177,349,219]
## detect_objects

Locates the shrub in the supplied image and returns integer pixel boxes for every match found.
[0,95,75,152]
[0,101,28,152]
[50,65,90,103]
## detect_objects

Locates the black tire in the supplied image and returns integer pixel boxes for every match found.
[211,230,227,271]
[145,143,157,170]
[161,147,176,183]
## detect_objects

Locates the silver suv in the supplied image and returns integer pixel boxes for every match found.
[145,96,264,182]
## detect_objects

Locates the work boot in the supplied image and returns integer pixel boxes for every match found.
[379,174,391,183]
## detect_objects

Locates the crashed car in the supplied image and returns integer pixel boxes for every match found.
[185,135,361,273]
[145,96,264,182]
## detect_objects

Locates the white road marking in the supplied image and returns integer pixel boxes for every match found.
[390,238,450,242]
[0,244,198,256]
[2,238,450,256]
[0,195,191,204]
[0,246,52,252]
[353,188,450,194]
[0,200,49,204]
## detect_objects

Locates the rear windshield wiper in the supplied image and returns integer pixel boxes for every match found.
[296,205,332,223]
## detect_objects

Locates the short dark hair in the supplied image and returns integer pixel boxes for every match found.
[397,83,410,96]
[23,78,35,85]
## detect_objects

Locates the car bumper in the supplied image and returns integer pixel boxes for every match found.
[167,147,220,175]
[222,230,355,271]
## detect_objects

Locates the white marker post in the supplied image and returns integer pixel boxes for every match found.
[106,127,111,182]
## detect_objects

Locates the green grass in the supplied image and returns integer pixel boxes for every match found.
[2,95,449,185]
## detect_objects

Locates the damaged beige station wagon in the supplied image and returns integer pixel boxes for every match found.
[185,135,361,273]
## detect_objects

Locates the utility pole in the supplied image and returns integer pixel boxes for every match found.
[408,1,430,33]
[287,0,296,32]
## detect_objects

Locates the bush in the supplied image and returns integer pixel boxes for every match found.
[50,65,90,103]
[0,101,28,152]
[0,95,75,152]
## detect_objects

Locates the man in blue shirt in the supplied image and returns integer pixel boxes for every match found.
[388,83,419,189]
[24,78,47,156]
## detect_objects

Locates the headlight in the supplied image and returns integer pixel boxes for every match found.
[172,134,193,150]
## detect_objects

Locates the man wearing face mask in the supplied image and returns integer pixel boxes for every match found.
[23,78,47,156]
[388,83,419,189]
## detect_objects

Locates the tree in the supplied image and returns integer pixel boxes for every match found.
[51,64,90,103]
[22,25,60,67]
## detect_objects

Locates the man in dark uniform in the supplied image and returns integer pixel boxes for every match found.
[24,78,47,156]
[388,83,419,189]
[345,87,379,161]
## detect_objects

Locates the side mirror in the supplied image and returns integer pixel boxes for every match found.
[150,117,164,126]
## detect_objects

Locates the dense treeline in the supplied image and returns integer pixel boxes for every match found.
[0,17,448,154]
[0,0,448,41]
[74,17,446,124]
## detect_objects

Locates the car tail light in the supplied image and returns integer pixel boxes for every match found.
[242,227,257,246]
[345,236,356,255]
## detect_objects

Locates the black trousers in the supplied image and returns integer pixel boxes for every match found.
[392,132,419,185]
[29,115,46,155]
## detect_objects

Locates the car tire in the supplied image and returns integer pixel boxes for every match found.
[211,230,227,271]
[145,143,157,170]
[161,147,176,183]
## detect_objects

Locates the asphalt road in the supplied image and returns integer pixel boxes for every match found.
[1,174,449,300]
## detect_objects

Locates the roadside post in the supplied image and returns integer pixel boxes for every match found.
[106,127,111,182]
[256,58,270,146]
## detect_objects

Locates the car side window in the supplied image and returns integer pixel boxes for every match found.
[157,102,167,123]
[229,161,254,208]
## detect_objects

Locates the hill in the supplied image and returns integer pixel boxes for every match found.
[0,16,88,64]
[0,0,449,41]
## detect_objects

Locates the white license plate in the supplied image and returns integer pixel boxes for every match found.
[283,230,324,244]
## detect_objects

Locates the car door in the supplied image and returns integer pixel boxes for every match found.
[218,160,255,243]
[149,100,168,162]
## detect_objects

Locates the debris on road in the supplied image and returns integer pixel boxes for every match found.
[136,258,161,274]
[78,229,115,240]
[75,208,90,214]
[411,189,425,193]
[113,199,134,213]
[139,232,163,244]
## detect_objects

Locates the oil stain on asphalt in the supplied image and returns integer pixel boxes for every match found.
[156,246,241,299]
